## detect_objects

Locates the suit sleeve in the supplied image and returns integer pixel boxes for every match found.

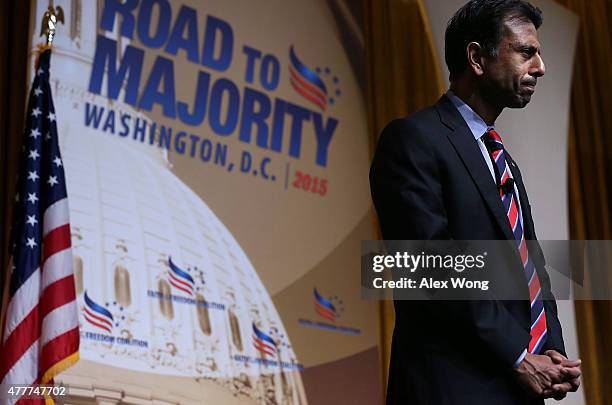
[370,119,532,368]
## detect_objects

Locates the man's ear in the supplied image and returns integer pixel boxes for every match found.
[466,42,485,76]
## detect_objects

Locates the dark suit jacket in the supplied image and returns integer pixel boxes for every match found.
[369,95,566,405]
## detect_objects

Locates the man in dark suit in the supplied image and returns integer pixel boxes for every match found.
[370,0,582,403]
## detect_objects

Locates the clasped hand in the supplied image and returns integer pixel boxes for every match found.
[514,350,581,400]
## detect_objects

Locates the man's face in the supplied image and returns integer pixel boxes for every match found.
[481,18,545,108]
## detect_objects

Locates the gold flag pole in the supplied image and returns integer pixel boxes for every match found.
[39,0,64,51]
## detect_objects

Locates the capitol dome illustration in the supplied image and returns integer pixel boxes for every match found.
[30,1,306,404]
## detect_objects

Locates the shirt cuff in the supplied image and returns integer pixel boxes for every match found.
[513,349,528,369]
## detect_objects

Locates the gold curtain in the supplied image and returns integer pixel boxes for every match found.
[0,1,31,307]
[554,0,612,404]
[363,0,445,389]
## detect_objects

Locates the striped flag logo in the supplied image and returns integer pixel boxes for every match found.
[289,45,329,111]
[83,291,114,334]
[252,322,277,357]
[167,256,195,296]
[314,288,337,322]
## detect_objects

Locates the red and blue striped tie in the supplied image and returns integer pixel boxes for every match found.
[483,129,547,354]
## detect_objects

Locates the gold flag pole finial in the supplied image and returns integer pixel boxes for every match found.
[39,1,64,49]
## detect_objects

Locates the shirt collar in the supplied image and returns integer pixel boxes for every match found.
[446,90,494,140]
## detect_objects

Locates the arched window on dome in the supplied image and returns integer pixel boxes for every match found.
[114,263,131,307]
[71,227,84,295]
[196,293,212,335]
[70,0,81,43]
[73,255,84,294]
[158,279,174,319]
[113,241,131,307]
[228,309,243,351]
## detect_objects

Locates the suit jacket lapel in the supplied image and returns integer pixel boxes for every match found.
[435,95,516,241]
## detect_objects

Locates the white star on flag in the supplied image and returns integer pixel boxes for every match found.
[34,87,43,96]
[31,107,42,118]
[28,149,40,160]
[26,215,38,227]
[47,176,58,186]
[30,128,41,139]
[26,237,37,249]
[37,67,44,75]
[48,112,56,122]
[45,132,51,141]
[53,156,62,167]
[27,193,38,204]
[27,171,39,182]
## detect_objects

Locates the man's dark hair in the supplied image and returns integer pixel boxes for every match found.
[445,0,543,81]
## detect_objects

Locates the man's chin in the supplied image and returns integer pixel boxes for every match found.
[508,95,533,108]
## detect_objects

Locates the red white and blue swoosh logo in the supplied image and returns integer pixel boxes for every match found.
[289,45,342,111]
[83,291,114,333]
[167,256,196,296]
[314,287,338,322]
[289,45,328,110]
[252,322,277,357]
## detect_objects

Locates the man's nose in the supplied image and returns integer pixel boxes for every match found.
[531,53,546,77]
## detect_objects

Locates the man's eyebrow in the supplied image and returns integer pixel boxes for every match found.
[513,43,541,54]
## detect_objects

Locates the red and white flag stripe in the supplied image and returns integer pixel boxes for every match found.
[1,197,79,405]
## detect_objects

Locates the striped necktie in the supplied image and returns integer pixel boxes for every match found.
[482,129,547,354]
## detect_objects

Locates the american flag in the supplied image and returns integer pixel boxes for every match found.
[0,49,79,404]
